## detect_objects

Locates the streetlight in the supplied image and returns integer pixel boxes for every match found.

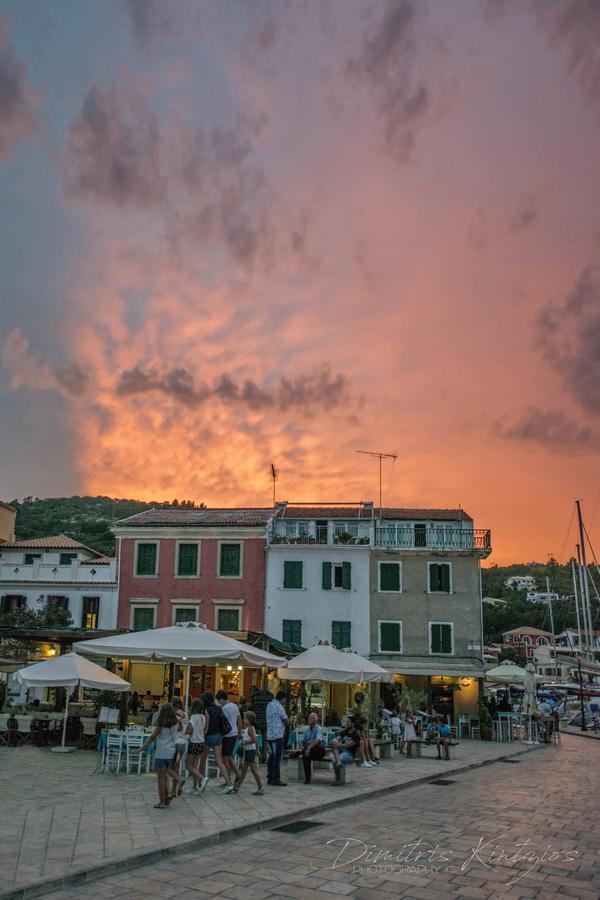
[576,653,587,732]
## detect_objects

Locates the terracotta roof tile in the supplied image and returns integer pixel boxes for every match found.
[116,508,273,527]
[0,534,102,552]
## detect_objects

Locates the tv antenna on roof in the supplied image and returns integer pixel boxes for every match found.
[271,464,277,507]
[356,449,398,520]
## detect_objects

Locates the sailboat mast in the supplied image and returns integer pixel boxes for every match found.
[576,499,593,657]
[571,556,583,652]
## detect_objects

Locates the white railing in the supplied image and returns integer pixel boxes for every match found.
[0,562,116,583]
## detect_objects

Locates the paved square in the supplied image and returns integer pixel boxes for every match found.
[38,732,599,899]
[0,738,542,897]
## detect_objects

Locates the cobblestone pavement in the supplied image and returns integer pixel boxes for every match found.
[0,739,539,896]
[41,733,599,899]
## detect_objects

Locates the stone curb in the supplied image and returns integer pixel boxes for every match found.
[0,744,544,900]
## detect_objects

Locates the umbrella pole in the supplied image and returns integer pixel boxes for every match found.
[321,680,326,725]
[186,664,191,715]
[51,688,76,753]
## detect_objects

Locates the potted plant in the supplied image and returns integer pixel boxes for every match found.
[478,699,493,740]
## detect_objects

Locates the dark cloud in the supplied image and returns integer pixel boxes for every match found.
[0,25,39,162]
[494,407,600,453]
[349,0,430,162]
[490,1,600,108]
[116,364,350,413]
[53,361,91,397]
[537,266,600,415]
[64,85,165,209]
[126,0,179,48]
[509,195,539,232]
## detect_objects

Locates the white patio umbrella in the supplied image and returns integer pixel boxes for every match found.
[277,641,391,723]
[485,660,544,685]
[74,622,286,712]
[17,652,130,753]
[277,641,393,684]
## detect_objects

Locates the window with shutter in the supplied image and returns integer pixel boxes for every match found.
[282,619,302,645]
[217,608,241,631]
[177,543,199,576]
[136,543,157,576]
[283,561,303,589]
[322,561,332,590]
[430,622,453,654]
[132,607,155,631]
[342,561,352,591]
[379,562,401,592]
[379,621,402,652]
[174,607,197,623]
[428,563,451,593]
[331,620,351,649]
[219,544,241,577]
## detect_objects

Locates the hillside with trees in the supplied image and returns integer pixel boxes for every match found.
[8,496,204,557]
[481,559,596,644]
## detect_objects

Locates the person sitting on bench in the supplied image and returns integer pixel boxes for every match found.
[435,716,451,760]
[330,721,361,784]
[299,712,327,784]
[355,715,379,766]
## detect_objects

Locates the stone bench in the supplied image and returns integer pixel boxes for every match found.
[410,740,459,760]
[372,739,395,759]
[287,754,356,784]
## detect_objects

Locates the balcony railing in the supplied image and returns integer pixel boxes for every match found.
[374,527,491,552]
[0,562,116,582]
[268,528,370,546]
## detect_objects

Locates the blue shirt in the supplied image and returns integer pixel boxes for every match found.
[301,723,324,747]
[266,699,287,740]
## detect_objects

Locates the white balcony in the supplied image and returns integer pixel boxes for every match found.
[0,561,116,583]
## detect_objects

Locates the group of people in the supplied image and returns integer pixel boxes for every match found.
[139,688,457,807]
[139,689,265,809]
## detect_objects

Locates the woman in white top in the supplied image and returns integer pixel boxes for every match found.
[185,699,206,794]
[139,703,183,809]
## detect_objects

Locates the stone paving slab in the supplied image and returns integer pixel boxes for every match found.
[40,735,600,900]
[0,740,543,899]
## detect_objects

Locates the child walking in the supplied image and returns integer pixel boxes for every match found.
[233,711,264,795]
[185,699,206,794]
[139,703,183,809]
[170,696,188,799]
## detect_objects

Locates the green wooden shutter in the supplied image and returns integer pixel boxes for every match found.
[440,565,450,593]
[380,622,401,652]
[342,561,351,591]
[133,607,154,630]
[136,543,157,576]
[220,544,241,576]
[429,564,438,592]
[441,623,452,653]
[218,608,240,630]
[380,563,400,591]
[177,543,198,576]
[282,619,302,645]
[284,561,303,589]
[322,561,332,590]
[431,623,442,653]
[332,620,351,649]
[175,607,196,623]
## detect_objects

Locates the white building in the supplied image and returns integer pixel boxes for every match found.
[526,591,559,604]
[0,535,118,630]
[504,575,536,591]
[265,502,372,655]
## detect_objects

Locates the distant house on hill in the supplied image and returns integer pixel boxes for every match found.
[504,575,536,591]
[502,625,552,662]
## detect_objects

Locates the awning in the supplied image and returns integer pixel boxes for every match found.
[370,657,485,678]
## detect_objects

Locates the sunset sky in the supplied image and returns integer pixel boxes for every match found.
[1,0,599,564]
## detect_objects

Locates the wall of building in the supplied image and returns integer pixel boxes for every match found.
[264,545,370,655]
[116,533,266,631]
[368,551,483,661]
[0,503,16,543]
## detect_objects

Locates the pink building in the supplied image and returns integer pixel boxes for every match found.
[113,508,272,634]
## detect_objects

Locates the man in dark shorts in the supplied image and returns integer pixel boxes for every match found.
[216,689,242,784]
